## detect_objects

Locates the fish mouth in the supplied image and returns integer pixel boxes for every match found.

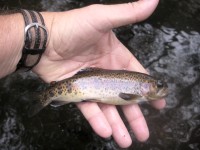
[147,87,168,100]
[157,87,168,98]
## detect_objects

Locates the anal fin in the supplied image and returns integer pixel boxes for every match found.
[50,100,69,107]
[81,99,102,103]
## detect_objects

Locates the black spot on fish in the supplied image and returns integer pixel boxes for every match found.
[57,85,62,90]
[67,86,72,93]
[58,89,62,95]
[62,85,65,90]
[49,91,54,97]
[65,82,73,93]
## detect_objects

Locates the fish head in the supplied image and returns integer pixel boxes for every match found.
[146,79,168,100]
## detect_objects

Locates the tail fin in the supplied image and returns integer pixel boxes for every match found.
[27,93,52,117]
[28,101,45,117]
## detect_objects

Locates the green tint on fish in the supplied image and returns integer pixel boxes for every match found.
[29,68,168,117]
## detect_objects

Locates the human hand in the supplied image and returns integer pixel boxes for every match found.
[33,0,166,148]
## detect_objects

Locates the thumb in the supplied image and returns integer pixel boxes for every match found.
[81,0,159,30]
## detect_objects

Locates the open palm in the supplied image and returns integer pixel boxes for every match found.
[33,0,165,148]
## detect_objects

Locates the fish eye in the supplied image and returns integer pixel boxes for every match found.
[157,80,164,88]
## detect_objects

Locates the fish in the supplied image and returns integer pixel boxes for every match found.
[28,68,168,117]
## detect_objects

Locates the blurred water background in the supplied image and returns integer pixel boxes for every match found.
[0,0,200,149]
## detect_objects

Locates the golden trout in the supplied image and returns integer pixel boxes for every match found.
[29,68,168,116]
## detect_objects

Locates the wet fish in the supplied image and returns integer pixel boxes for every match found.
[29,68,168,117]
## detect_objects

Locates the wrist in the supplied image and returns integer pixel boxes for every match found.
[39,12,55,55]
[0,13,24,78]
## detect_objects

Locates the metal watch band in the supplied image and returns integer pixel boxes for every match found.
[16,9,48,71]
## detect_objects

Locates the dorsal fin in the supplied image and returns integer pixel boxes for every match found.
[75,67,103,75]
[50,81,57,87]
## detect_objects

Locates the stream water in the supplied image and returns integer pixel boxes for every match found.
[0,0,200,149]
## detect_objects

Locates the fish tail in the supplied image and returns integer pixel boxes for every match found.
[28,101,44,117]
[28,93,52,117]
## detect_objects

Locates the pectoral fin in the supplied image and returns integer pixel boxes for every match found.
[119,93,142,101]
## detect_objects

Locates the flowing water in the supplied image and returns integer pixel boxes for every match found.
[0,0,200,149]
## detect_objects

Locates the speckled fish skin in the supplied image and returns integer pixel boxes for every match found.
[41,68,167,105]
[29,68,168,117]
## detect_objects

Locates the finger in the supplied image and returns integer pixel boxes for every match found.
[84,0,159,30]
[151,98,166,109]
[76,102,112,138]
[122,104,149,141]
[99,104,132,148]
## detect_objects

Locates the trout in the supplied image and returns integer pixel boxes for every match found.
[29,68,168,116]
